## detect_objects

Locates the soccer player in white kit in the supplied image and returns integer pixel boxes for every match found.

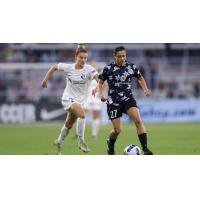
[41,45,99,154]
[83,60,102,139]
[83,78,102,139]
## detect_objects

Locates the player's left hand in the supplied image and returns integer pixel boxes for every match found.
[144,89,152,96]
[42,79,48,88]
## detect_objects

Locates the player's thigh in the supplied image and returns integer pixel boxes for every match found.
[127,107,143,124]
[69,103,85,119]
[111,118,122,134]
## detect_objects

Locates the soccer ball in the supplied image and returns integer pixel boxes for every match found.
[124,144,142,155]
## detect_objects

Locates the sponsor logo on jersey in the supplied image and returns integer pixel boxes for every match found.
[81,74,86,80]
[68,78,86,84]
[120,75,126,81]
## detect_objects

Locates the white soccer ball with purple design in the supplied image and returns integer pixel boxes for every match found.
[124,144,141,155]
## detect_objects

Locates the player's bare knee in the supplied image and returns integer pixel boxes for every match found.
[134,119,142,127]
[65,122,73,129]
[114,127,121,134]
[66,124,73,129]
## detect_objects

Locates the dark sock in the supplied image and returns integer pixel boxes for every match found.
[107,135,116,155]
[109,136,116,145]
[138,133,147,150]
[109,132,118,144]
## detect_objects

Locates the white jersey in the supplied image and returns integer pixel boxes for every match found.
[58,63,98,104]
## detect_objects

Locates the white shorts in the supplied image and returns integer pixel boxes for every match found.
[61,97,83,111]
[83,97,102,111]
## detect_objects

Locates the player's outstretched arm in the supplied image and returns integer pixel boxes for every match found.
[138,76,152,96]
[92,74,100,96]
[41,64,58,88]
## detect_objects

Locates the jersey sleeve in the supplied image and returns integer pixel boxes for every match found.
[89,65,99,79]
[98,66,109,81]
[132,64,142,78]
[57,63,70,73]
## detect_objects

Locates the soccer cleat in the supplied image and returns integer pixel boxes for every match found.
[143,148,153,155]
[107,139,115,155]
[53,140,62,155]
[78,139,91,153]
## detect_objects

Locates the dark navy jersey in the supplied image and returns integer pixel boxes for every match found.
[99,61,141,106]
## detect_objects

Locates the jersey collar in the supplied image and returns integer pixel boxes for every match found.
[114,61,128,67]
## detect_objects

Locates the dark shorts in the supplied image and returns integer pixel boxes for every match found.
[107,98,138,120]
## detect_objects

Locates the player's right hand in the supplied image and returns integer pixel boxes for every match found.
[144,89,152,96]
[41,79,48,88]
[100,96,107,102]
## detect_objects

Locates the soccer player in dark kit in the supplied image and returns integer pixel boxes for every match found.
[98,46,153,155]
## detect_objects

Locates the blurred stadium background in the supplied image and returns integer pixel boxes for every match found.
[0,43,200,154]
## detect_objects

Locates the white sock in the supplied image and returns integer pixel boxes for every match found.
[92,118,100,138]
[57,125,69,144]
[76,118,86,141]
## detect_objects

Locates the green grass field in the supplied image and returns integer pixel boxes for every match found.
[0,123,200,155]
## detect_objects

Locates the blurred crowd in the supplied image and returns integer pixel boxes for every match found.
[0,43,108,63]
[0,43,200,103]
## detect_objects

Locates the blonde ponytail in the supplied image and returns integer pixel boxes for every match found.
[77,43,86,49]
